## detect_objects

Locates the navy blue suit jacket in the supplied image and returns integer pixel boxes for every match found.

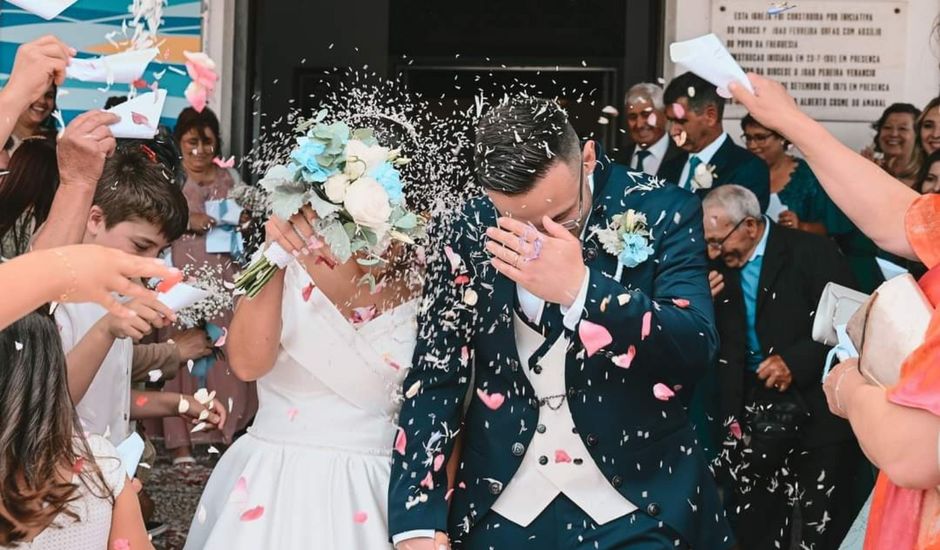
[389,157,733,549]
[659,135,770,212]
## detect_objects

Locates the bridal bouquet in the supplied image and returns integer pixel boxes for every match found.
[235,110,424,298]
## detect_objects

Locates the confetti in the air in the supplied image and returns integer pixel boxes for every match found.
[476,388,505,410]
[578,320,612,357]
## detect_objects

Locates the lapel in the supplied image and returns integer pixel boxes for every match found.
[755,222,788,318]
[709,138,735,185]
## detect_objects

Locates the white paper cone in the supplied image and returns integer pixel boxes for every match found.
[115,432,145,477]
[106,89,168,139]
[7,0,77,20]
[669,34,754,97]
[157,282,210,312]
[66,48,159,84]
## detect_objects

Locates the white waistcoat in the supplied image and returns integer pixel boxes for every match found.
[491,313,637,527]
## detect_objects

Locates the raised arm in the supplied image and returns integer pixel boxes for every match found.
[730,75,919,260]
[389,218,475,544]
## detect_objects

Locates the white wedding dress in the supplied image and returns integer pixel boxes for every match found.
[184,262,416,549]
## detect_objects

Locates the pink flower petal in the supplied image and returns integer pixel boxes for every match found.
[185,82,208,113]
[214,327,228,347]
[444,245,462,272]
[433,454,445,472]
[72,457,86,474]
[476,388,505,410]
[444,488,455,501]
[729,420,743,440]
[113,539,131,550]
[350,305,377,326]
[232,476,248,496]
[132,78,148,89]
[611,345,637,369]
[653,383,675,401]
[287,408,299,422]
[213,156,236,169]
[579,320,612,357]
[302,283,315,302]
[672,102,686,119]
[240,505,264,522]
[646,112,658,127]
[131,111,151,127]
[461,346,470,364]
[554,449,572,463]
[454,274,470,285]
[353,511,368,524]
[641,311,652,341]
[155,270,184,293]
[394,427,407,455]
[672,298,690,308]
[135,395,149,407]
[419,471,434,489]
[458,481,466,489]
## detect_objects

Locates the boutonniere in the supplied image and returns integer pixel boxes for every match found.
[691,163,717,191]
[594,209,654,268]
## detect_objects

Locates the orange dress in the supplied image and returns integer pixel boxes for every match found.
[865,194,940,549]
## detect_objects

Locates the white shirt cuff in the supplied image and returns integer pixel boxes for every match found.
[392,530,437,546]
[560,267,590,331]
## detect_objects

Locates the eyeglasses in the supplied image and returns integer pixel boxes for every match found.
[559,162,586,232]
[741,132,775,144]
[707,217,750,252]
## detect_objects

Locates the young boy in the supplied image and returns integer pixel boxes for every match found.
[56,144,226,446]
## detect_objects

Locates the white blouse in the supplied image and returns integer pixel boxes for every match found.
[8,435,126,550]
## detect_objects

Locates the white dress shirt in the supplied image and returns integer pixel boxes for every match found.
[630,132,670,176]
[678,132,729,189]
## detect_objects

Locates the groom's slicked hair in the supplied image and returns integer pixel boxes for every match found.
[474,96,581,196]
[664,72,726,120]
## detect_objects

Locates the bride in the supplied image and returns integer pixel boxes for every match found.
[184,206,447,549]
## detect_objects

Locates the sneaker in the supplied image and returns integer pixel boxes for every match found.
[146,521,168,538]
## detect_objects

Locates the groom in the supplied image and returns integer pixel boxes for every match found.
[389,97,732,549]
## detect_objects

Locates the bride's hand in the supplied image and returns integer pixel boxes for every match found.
[728,73,808,136]
[264,205,320,256]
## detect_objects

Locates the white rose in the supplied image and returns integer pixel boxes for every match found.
[344,140,389,179]
[323,173,350,203]
[692,163,714,190]
[344,176,392,236]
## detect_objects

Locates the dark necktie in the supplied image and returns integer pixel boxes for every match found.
[634,149,652,172]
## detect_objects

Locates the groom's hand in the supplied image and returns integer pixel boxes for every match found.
[395,532,450,550]
[485,216,587,307]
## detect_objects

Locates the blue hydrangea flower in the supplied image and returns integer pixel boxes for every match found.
[618,233,654,268]
[291,137,336,183]
[369,161,404,204]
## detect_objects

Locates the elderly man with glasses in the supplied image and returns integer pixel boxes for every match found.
[701,184,865,550]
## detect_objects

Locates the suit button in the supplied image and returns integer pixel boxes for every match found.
[567,387,577,398]
[511,443,525,456]
[611,475,623,488]
[488,481,503,495]
[533,365,543,374]
[536,424,547,434]
[538,455,548,465]
[586,434,599,447]
[647,503,661,517]
[573,458,584,465]
[584,248,598,262]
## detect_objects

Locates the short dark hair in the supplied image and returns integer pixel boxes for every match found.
[740,113,788,147]
[663,72,725,120]
[174,106,222,153]
[473,96,581,195]
[93,144,189,241]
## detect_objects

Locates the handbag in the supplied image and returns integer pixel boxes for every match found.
[745,385,811,440]
[812,282,870,347]
[846,273,933,387]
